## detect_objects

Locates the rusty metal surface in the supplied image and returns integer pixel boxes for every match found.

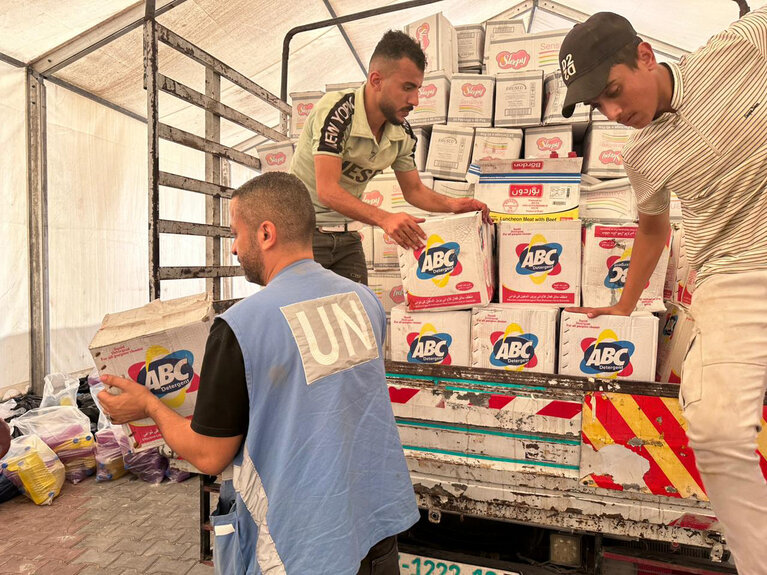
[145,19,161,301]
[157,219,233,238]
[158,171,233,199]
[158,123,261,171]
[158,266,244,280]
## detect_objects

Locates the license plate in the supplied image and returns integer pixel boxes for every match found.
[399,552,522,575]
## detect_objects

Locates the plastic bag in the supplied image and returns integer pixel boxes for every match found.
[40,373,79,409]
[88,380,111,431]
[94,427,128,482]
[123,448,168,484]
[165,465,192,483]
[0,434,65,505]
[13,406,96,484]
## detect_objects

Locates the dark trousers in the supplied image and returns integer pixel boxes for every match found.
[313,230,368,285]
[357,535,399,575]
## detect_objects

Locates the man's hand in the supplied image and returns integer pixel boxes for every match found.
[565,304,634,319]
[97,374,157,425]
[380,212,427,250]
[449,197,491,223]
[0,419,11,460]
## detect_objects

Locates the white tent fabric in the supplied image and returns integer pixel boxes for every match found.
[1,0,766,393]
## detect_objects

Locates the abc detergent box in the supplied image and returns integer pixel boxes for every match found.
[89,293,214,451]
[398,211,494,311]
[581,223,670,312]
[391,305,471,366]
[558,311,658,381]
[472,305,559,373]
[656,302,696,384]
[498,220,581,306]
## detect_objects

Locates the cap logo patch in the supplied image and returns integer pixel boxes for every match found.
[561,54,576,81]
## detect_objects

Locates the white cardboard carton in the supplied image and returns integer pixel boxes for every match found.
[524,125,573,159]
[289,91,324,138]
[498,220,581,306]
[368,271,405,314]
[409,71,451,127]
[359,224,374,267]
[391,305,471,366]
[472,305,559,373]
[468,157,582,221]
[579,175,638,222]
[494,70,543,128]
[669,223,695,306]
[483,20,526,72]
[426,125,475,181]
[405,12,459,74]
[433,179,474,200]
[413,127,431,171]
[542,70,591,125]
[256,140,294,173]
[448,74,495,126]
[487,30,568,76]
[583,121,635,178]
[89,294,214,451]
[559,311,659,381]
[581,223,670,312]
[361,171,432,217]
[656,302,695,384]
[456,24,485,69]
[471,128,523,163]
[373,227,400,269]
[398,212,494,311]
[664,223,682,302]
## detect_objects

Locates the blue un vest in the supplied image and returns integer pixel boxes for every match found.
[213,259,418,574]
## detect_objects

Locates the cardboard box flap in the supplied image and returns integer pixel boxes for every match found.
[467,157,583,182]
[89,293,214,350]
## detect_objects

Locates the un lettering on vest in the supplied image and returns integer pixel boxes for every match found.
[281,292,379,384]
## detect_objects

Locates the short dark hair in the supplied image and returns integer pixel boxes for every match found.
[231,172,315,246]
[612,36,643,69]
[370,30,426,72]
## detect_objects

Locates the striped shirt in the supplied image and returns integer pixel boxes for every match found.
[622,6,767,285]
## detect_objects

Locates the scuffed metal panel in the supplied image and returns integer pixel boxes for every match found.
[397,422,580,478]
[580,392,707,500]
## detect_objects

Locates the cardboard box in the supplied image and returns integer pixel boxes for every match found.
[498,220,581,306]
[486,30,568,76]
[384,318,392,361]
[669,190,683,221]
[558,311,659,381]
[472,305,559,373]
[581,223,670,312]
[456,24,485,69]
[583,121,635,178]
[656,302,695,383]
[483,20,526,72]
[89,294,214,451]
[409,71,451,127]
[433,179,474,200]
[542,70,591,125]
[494,70,543,128]
[361,171,432,217]
[468,157,582,221]
[324,81,363,92]
[359,224,374,267]
[405,12,458,74]
[398,212,494,311]
[579,175,638,222]
[391,305,471,366]
[664,223,682,302]
[524,125,573,159]
[368,271,405,314]
[256,140,294,173]
[448,74,495,126]
[426,125,475,181]
[373,227,400,269]
[289,91,324,138]
[413,127,430,172]
[670,223,695,306]
[471,128,523,163]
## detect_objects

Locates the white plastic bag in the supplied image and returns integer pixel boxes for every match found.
[13,406,96,483]
[40,373,80,408]
[0,434,66,505]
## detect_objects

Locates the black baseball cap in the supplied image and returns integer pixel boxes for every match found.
[559,12,638,118]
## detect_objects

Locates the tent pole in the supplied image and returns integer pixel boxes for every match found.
[321,0,368,79]
[26,69,50,394]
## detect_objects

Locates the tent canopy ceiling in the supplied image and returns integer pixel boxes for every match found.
[2,0,764,144]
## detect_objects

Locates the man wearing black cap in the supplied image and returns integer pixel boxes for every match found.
[560,8,767,574]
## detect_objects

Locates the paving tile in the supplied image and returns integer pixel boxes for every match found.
[185,563,214,574]
[0,555,41,574]
[32,560,85,575]
[107,538,150,555]
[108,552,158,572]
[42,534,86,549]
[146,557,197,574]
[72,567,107,575]
[70,548,121,566]
[144,539,193,559]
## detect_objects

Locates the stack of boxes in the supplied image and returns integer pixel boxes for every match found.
[277,12,692,385]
